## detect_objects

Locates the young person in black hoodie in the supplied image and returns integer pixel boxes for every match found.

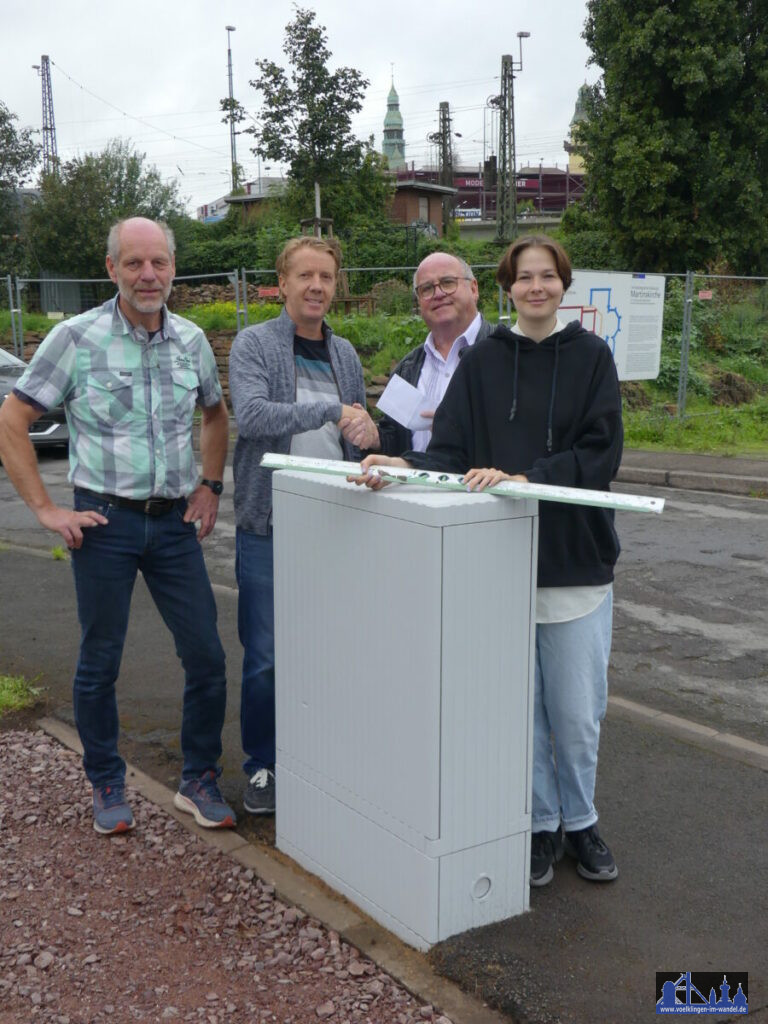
[354,236,623,887]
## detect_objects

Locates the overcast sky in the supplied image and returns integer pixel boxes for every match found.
[3,0,599,216]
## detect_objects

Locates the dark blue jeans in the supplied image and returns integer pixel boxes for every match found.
[71,491,227,789]
[235,528,275,776]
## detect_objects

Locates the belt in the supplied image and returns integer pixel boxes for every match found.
[75,487,181,517]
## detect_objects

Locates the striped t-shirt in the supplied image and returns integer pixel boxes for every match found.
[289,335,343,459]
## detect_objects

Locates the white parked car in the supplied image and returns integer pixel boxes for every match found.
[0,348,69,450]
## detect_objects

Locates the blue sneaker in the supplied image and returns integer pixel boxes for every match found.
[92,784,135,835]
[173,770,236,828]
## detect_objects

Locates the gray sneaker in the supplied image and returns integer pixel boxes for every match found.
[93,783,135,835]
[243,768,276,815]
[173,770,236,829]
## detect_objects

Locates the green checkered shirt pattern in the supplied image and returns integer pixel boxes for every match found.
[16,297,222,499]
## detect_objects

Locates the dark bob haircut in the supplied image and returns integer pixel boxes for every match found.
[495,235,573,293]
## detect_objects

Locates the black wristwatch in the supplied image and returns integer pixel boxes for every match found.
[201,479,224,496]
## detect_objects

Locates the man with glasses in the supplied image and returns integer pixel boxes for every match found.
[377,252,493,455]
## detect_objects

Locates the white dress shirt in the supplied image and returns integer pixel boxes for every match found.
[411,312,483,453]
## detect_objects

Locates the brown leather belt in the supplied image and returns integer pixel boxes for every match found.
[75,487,181,517]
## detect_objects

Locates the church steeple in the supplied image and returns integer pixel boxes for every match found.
[565,82,590,175]
[382,70,406,171]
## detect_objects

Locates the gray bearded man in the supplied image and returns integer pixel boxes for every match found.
[0,217,235,836]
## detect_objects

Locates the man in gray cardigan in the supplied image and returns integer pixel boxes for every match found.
[377,252,494,456]
[229,235,378,815]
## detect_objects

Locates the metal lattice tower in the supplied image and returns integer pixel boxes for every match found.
[494,56,515,243]
[37,55,58,176]
[428,101,455,231]
[494,33,529,244]
[437,101,453,189]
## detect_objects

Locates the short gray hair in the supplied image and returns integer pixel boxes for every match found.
[412,253,475,292]
[107,219,176,263]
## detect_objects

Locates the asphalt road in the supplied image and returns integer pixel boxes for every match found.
[612,481,768,745]
[2,450,766,749]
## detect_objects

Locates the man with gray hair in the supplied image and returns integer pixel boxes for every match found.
[0,216,236,836]
[377,251,494,455]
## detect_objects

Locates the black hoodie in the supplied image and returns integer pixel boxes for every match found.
[403,321,623,588]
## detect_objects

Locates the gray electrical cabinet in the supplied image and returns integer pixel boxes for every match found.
[272,471,538,950]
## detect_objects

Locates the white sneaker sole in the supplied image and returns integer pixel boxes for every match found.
[173,791,235,828]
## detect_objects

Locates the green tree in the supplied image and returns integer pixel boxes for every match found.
[247,7,369,199]
[278,145,395,235]
[0,101,40,276]
[25,139,184,277]
[579,0,768,273]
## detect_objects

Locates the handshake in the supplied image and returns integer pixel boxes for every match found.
[338,403,380,451]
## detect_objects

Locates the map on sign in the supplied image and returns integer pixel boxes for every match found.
[560,270,666,382]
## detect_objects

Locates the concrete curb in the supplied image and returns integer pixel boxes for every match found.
[37,716,510,1024]
[607,695,768,771]
[616,466,768,497]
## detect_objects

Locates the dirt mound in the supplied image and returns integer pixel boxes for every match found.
[710,370,756,406]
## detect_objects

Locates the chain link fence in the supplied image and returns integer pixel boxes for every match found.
[5,267,768,426]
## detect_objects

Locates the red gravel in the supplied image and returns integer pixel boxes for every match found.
[0,730,453,1024]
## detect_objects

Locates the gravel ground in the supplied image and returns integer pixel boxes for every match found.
[0,729,454,1024]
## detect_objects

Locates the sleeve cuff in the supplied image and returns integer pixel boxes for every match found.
[13,388,48,413]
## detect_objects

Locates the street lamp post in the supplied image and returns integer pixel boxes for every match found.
[225,25,238,192]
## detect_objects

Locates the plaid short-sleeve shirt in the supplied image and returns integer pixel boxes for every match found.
[15,297,222,499]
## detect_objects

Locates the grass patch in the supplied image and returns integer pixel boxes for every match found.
[0,673,40,717]
[0,309,57,341]
[625,399,768,455]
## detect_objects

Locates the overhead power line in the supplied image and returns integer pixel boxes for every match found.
[50,60,227,159]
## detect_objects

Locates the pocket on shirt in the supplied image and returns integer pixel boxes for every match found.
[171,369,200,418]
[85,371,133,423]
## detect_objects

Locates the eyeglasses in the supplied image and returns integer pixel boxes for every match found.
[414,275,473,300]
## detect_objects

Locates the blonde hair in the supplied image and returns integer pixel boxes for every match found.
[276,236,342,277]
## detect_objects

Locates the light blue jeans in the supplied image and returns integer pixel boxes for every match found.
[532,590,613,833]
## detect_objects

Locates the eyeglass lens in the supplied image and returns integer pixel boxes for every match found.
[417,276,462,299]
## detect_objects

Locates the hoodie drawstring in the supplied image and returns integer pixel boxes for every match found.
[546,337,560,453]
[508,333,561,453]
[508,336,519,422]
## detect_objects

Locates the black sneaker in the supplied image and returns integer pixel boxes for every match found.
[530,827,564,887]
[564,824,618,881]
[243,768,276,815]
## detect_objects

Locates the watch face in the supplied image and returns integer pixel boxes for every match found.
[203,479,223,495]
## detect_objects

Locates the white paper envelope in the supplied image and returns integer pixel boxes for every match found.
[376,374,434,431]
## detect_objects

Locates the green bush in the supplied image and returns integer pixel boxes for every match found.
[179,302,283,333]
[326,313,425,376]
[370,279,414,315]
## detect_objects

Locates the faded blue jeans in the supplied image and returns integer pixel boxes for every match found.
[235,528,275,776]
[71,491,227,789]
[532,590,613,833]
